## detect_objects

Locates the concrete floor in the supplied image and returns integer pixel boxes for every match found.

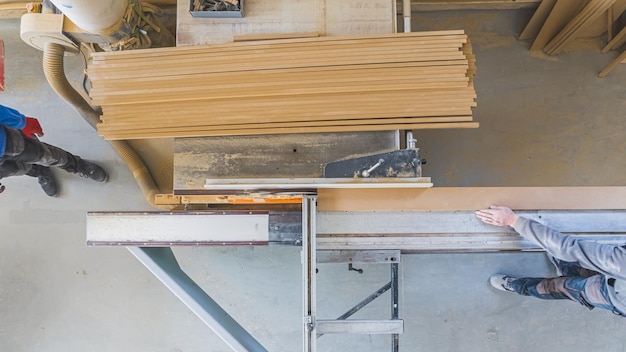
[1,7,626,352]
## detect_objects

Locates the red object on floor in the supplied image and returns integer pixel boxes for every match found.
[0,40,4,91]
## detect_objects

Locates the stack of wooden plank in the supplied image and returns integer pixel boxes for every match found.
[521,0,626,54]
[88,30,478,140]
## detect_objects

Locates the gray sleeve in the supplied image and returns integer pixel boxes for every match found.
[512,217,626,279]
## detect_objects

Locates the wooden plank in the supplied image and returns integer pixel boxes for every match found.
[602,18,626,52]
[598,47,626,77]
[100,122,480,140]
[233,32,320,41]
[519,0,557,40]
[92,80,472,106]
[411,0,540,12]
[93,31,468,60]
[98,117,474,133]
[545,0,615,55]
[90,64,470,92]
[91,37,469,66]
[317,187,626,211]
[530,0,586,51]
[578,0,626,37]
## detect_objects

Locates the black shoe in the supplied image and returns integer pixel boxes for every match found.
[78,160,108,182]
[37,167,59,197]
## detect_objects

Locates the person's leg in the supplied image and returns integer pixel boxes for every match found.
[548,255,600,277]
[3,129,107,182]
[506,275,619,313]
[0,160,32,178]
[26,165,59,196]
[0,160,59,196]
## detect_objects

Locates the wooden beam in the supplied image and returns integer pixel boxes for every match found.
[318,187,626,211]
[408,0,540,12]
[233,32,320,42]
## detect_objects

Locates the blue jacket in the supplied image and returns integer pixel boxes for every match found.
[0,104,26,155]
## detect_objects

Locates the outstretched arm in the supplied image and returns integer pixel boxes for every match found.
[476,205,626,280]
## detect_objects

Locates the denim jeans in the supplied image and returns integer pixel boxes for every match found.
[510,257,624,316]
[0,127,80,179]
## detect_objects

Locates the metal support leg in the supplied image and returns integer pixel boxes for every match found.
[302,196,317,352]
[391,263,400,352]
[128,247,268,352]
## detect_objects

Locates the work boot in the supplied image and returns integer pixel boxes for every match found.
[77,159,108,183]
[37,167,59,197]
[489,275,517,293]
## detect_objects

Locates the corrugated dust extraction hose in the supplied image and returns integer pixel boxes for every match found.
[43,42,173,210]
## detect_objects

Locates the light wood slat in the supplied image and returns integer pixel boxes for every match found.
[98,94,476,120]
[90,64,470,92]
[530,0,587,51]
[90,30,469,60]
[520,0,558,40]
[91,37,470,64]
[99,116,474,133]
[598,47,626,77]
[99,94,476,116]
[98,91,476,118]
[99,122,480,140]
[89,60,471,85]
[88,53,469,80]
[91,78,471,106]
[98,102,477,128]
[90,42,467,68]
[233,32,320,42]
[602,19,626,52]
[99,107,477,127]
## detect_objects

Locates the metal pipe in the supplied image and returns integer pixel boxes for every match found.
[42,42,172,210]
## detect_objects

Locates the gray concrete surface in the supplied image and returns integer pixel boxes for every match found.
[1,7,626,352]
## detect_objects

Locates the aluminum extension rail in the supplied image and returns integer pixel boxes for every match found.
[87,209,626,352]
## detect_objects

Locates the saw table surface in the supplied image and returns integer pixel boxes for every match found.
[174,131,399,193]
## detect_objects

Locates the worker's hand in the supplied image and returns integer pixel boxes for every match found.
[21,117,44,139]
[475,205,519,227]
